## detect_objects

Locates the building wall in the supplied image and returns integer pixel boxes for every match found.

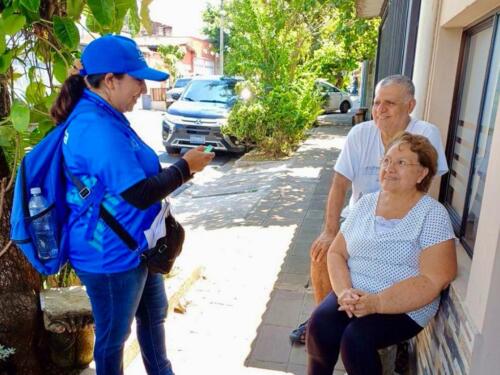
[375,0,410,81]
[411,0,500,373]
[179,38,217,76]
[411,285,476,375]
[375,0,422,82]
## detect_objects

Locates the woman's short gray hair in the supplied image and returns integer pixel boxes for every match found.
[376,75,415,99]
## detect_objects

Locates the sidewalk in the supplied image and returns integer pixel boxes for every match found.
[127,124,351,374]
[242,125,350,375]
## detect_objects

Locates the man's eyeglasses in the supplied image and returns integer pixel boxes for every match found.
[380,157,420,169]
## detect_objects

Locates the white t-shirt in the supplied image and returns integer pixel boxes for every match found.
[334,119,448,217]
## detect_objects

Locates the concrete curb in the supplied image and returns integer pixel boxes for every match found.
[232,148,292,169]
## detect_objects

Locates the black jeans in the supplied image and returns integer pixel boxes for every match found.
[306,292,422,375]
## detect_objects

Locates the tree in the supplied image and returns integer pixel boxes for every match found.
[203,0,379,87]
[307,0,380,88]
[202,2,230,55]
[157,44,184,81]
[217,0,324,156]
[201,0,379,156]
[0,1,153,373]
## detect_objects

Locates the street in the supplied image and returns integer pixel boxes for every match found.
[125,109,235,169]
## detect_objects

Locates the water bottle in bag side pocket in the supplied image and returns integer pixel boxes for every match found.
[28,187,58,260]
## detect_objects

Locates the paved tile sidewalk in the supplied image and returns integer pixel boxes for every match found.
[244,125,349,375]
[125,124,351,375]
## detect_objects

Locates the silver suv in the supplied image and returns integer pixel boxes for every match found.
[162,76,246,154]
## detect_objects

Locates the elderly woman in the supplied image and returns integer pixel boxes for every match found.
[306,132,457,375]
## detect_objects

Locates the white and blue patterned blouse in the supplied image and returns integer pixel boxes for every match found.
[340,192,455,327]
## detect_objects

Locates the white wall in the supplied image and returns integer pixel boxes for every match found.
[421,0,500,372]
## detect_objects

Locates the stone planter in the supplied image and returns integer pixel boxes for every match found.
[40,287,94,370]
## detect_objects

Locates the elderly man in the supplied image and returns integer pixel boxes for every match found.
[289,75,448,345]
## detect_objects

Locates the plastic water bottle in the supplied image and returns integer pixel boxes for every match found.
[28,187,58,260]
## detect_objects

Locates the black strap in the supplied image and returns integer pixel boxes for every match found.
[64,164,138,251]
[99,206,138,250]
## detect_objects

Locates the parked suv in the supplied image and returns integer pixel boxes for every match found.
[166,77,192,107]
[162,76,246,154]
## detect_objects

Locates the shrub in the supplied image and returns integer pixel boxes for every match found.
[225,77,322,157]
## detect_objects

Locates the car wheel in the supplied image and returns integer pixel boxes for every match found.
[340,101,350,113]
[166,146,181,155]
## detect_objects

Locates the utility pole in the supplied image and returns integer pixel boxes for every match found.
[219,0,224,75]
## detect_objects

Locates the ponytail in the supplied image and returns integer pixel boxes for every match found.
[50,73,122,124]
[50,75,86,124]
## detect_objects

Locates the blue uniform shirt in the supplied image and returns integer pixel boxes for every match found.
[63,89,161,273]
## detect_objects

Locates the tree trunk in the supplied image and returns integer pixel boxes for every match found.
[0,76,44,374]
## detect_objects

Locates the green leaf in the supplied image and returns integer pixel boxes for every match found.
[0,50,13,74]
[113,0,135,32]
[26,82,46,104]
[0,126,16,147]
[32,38,51,62]
[67,0,85,19]
[0,30,5,55]
[1,6,15,18]
[11,72,23,80]
[53,55,68,83]
[115,0,133,20]
[22,8,41,24]
[127,1,140,36]
[53,16,80,50]
[2,13,26,35]
[140,0,153,34]
[37,119,55,137]
[28,66,36,81]
[28,105,48,123]
[44,92,58,109]
[87,0,114,26]
[10,102,30,132]
[20,0,39,13]
[85,13,104,33]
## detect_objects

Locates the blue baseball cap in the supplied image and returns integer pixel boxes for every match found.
[80,34,169,81]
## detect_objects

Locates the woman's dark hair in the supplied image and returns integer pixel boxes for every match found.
[386,132,438,192]
[50,73,123,123]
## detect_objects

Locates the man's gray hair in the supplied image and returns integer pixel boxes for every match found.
[376,75,415,98]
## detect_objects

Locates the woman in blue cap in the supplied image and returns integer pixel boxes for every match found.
[50,34,214,375]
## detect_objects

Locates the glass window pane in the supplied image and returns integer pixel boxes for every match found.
[181,79,238,103]
[463,24,500,249]
[446,25,493,217]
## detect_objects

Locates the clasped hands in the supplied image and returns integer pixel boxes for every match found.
[337,288,381,318]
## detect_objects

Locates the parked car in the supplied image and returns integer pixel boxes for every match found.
[316,79,352,113]
[166,77,192,107]
[162,75,246,154]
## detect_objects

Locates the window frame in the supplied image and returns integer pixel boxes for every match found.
[440,14,499,256]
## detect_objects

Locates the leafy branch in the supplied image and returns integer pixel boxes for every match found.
[0,0,156,288]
